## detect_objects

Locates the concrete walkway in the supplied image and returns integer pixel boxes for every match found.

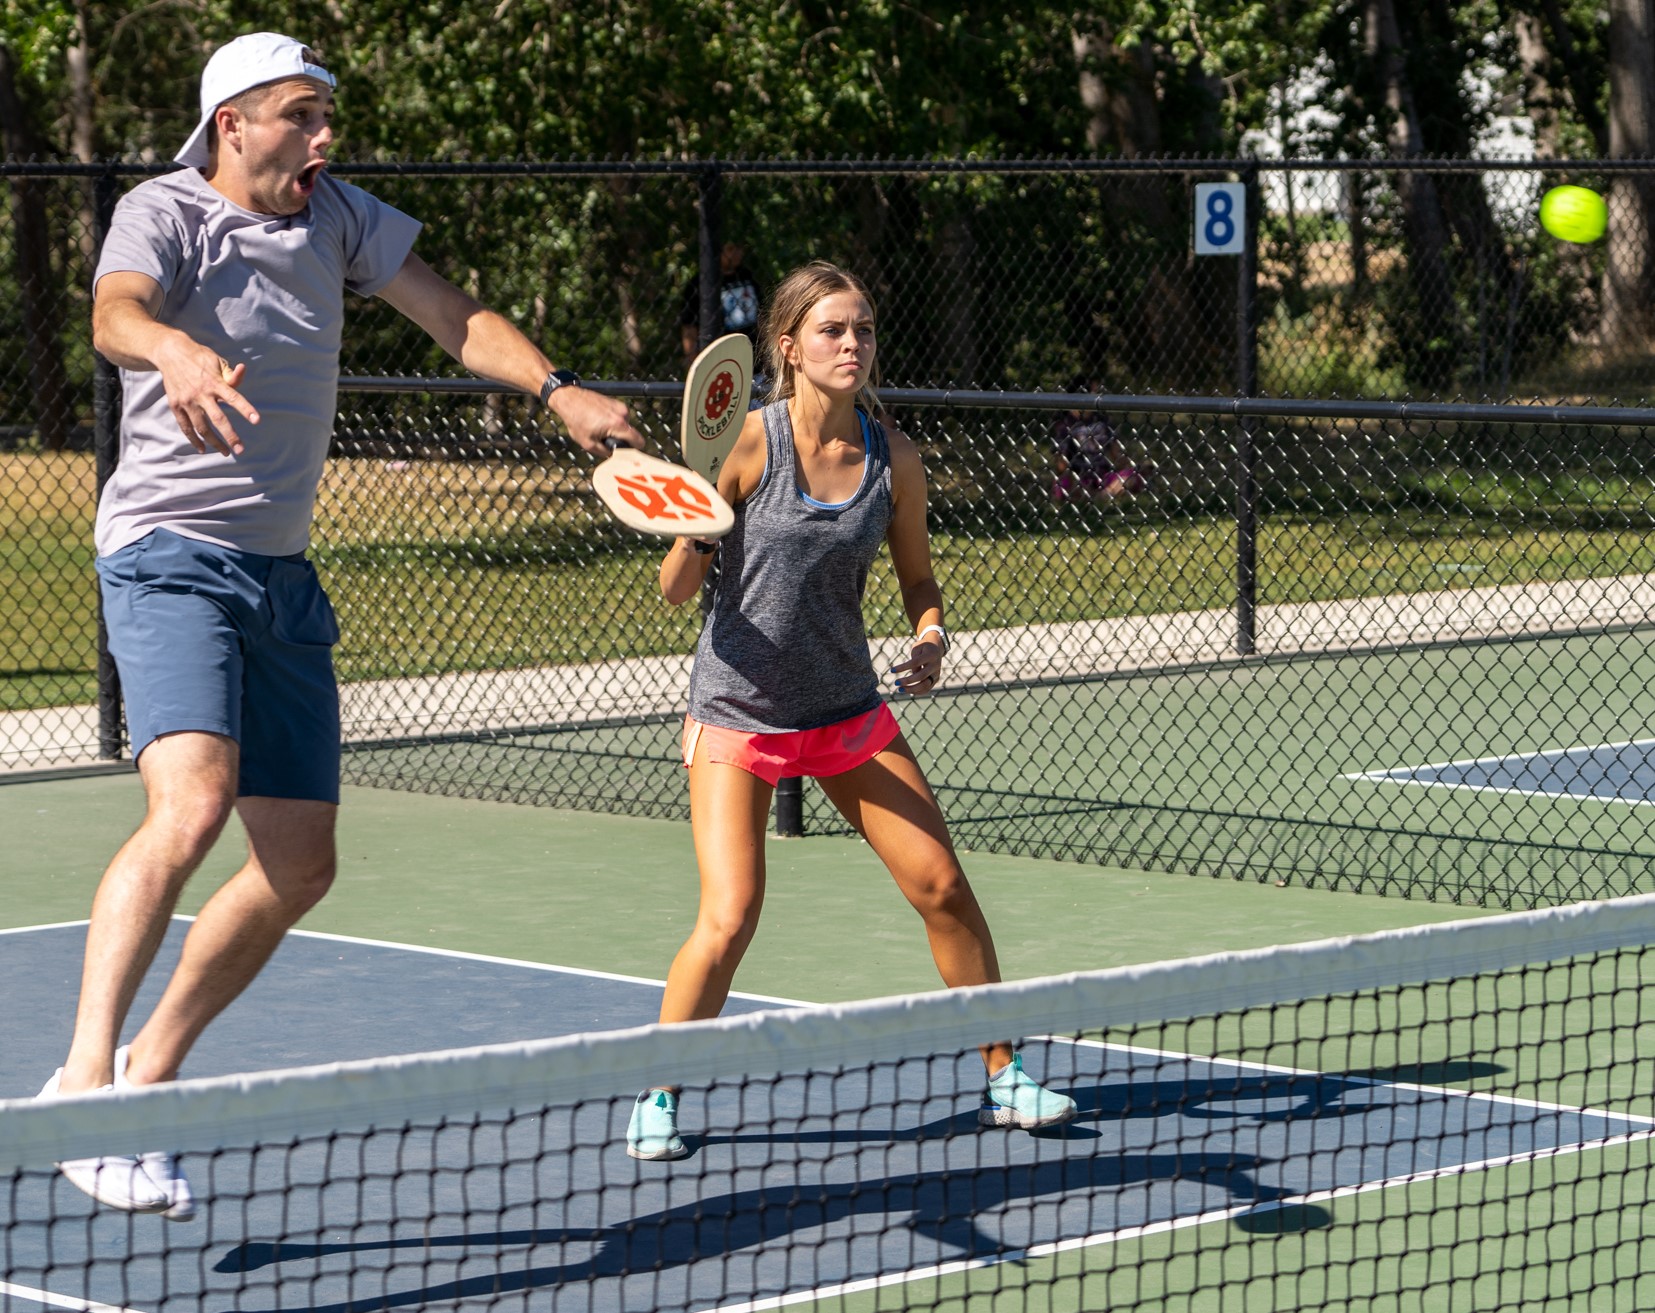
[8,572,1653,773]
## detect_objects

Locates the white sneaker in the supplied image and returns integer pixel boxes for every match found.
[113,1047,196,1222]
[37,1063,169,1214]
[137,1151,196,1222]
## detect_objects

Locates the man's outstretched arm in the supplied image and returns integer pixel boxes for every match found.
[376,252,642,455]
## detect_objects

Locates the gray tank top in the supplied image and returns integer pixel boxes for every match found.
[687,400,893,733]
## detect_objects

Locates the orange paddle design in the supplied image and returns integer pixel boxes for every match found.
[592,448,734,539]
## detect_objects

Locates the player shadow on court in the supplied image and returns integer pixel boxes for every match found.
[692,1100,1104,1151]
[1174,1059,1506,1125]
[215,1145,1289,1312]
[209,1062,1556,1310]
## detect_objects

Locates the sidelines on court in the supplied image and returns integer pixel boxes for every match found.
[1346,736,1655,807]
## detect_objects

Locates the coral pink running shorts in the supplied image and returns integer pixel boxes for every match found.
[682,705,901,785]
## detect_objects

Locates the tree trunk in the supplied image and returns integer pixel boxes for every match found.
[1515,5,1609,156]
[0,41,75,452]
[1603,0,1655,352]
[1278,85,1307,316]
[1515,14,1567,159]
[67,1,94,160]
[1346,171,1369,296]
[1073,24,1222,387]
[852,177,889,292]
[933,213,978,385]
[1073,27,1161,161]
[1539,0,1610,155]
[68,0,98,261]
[1366,0,1461,390]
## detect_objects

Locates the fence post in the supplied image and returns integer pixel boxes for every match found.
[92,164,123,760]
[697,165,723,352]
[1234,163,1260,658]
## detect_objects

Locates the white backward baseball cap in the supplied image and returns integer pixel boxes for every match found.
[176,32,336,169]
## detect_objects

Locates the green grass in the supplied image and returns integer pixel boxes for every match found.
[1,451,100,708]
[10,449,1655,712]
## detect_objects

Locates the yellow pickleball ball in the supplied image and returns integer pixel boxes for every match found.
[1540,185,1607,244]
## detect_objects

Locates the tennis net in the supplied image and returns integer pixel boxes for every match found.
[5,895,1655,1312]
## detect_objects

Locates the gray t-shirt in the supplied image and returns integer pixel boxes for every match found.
[688,401,893,733]
[93,168,421,557]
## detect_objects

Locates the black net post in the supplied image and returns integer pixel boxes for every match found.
[774,779,805,838]
[1234,162,1260,658]
[92,163,123,761]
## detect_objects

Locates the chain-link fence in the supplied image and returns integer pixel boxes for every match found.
[312,388,1655,911]
[6,159,1655,909]
[10,158,1655,412]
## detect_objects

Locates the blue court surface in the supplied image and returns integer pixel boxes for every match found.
[4,921,1652,1313]
[1347,736,1655,806]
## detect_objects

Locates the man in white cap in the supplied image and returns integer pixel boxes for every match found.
[36,32,642,1220]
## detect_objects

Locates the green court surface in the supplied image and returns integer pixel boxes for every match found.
[383,626,1655,911]
[833,1141,1655,1313]
[2,770,1494,998]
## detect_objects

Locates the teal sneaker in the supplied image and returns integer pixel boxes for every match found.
[627,1088,689,1161]
[978,1053,1078,1130]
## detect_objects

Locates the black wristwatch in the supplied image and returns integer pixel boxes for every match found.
[539,368,581,406]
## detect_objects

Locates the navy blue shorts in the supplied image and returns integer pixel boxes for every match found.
[96,528,342,803]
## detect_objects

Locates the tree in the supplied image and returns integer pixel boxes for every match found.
[1602,0,1655,352]
[0,36,73,449]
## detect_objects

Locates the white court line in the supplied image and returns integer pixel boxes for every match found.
[707,1126,1655,1312]
[0,917,812,1009]
[1347,734,1655,778]
[279,924,814,1009]
[1341,736,1655,807]
[1342,774,1655,808]
[1060,1034,1655,1126]
[0,920,89,936]
[0,1279,145,1313]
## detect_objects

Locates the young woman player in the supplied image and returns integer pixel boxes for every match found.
[628,261,1077,1160]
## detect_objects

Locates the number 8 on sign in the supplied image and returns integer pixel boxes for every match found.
[1194,182,1246,256]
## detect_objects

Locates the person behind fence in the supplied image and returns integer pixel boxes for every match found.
[37,31,643,1221]
[628,259,1078,1162]
[680,239,764,379]
[1051,377,1147,503]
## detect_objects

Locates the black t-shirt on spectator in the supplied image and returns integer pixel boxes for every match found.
[680,265,763,348]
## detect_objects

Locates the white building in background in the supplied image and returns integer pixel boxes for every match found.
[1240,59,1543,226]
